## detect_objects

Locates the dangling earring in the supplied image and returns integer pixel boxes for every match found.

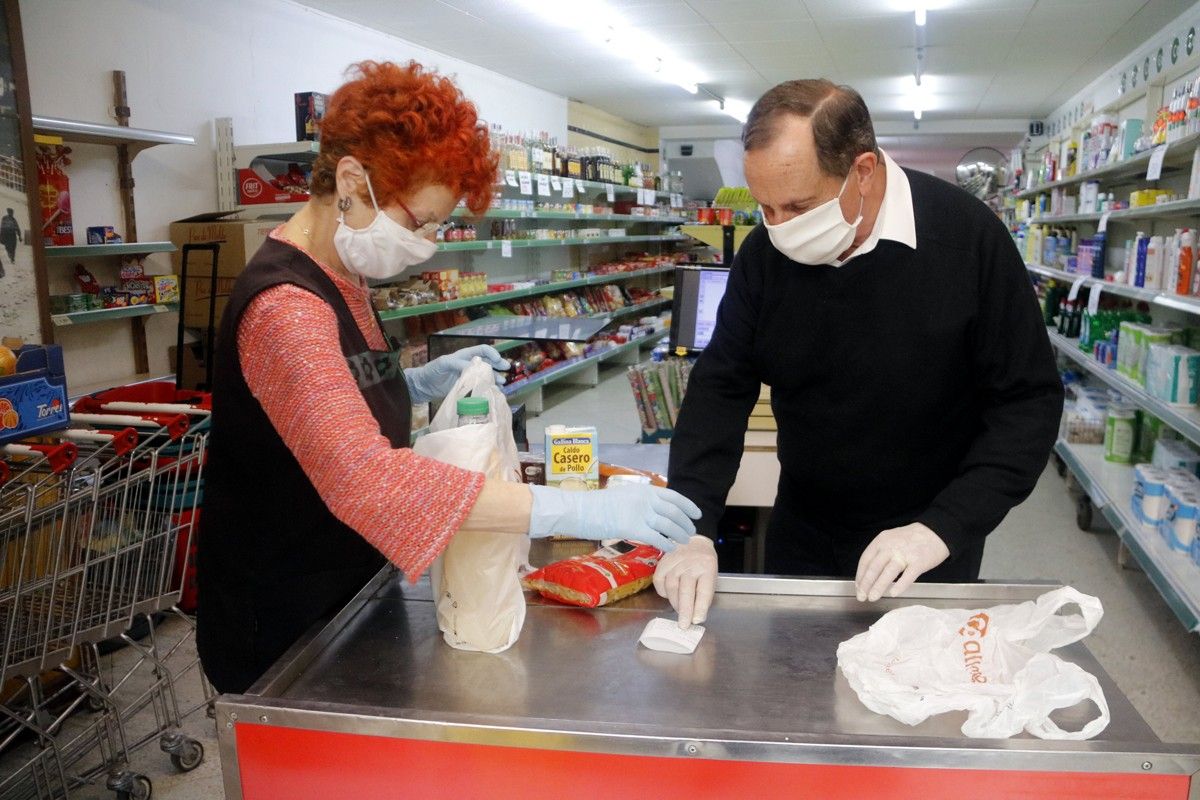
[337,196,352,212]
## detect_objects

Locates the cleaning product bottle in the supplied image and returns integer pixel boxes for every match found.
[1145,235,1163,289]
[1135,232,1149,287]
[1179,228,1194,297]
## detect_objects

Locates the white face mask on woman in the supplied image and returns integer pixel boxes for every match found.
[332,172,438,280]
[764,168,863,266]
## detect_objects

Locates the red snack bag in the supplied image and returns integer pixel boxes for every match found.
[522,541,662,608]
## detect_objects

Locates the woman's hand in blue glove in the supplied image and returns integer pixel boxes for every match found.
[404,344,509,404]
[528,483,701,552]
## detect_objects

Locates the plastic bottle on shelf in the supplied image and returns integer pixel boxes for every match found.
[1179,229,1194,296]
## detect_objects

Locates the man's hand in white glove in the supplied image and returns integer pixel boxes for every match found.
[653,535,718,629]
[854,523,950,602]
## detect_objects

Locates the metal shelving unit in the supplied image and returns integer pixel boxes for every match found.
[44,241,176,259]
[1047,329,1200,448]
[34,72,196,376]
[51,303,178,327]
[1015,130,1200,200]
[1028,198,1200,226]
[377,265,674,321]
[1055,440,1200,631]
[502,329,669,403]
[434,234,685,253]
[1025,262,1197,312]
[452,208,686,223]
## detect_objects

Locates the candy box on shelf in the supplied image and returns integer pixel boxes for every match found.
[0,345,69,445]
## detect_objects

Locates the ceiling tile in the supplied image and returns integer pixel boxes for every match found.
[712,19,825,44]
[684,0,811,24]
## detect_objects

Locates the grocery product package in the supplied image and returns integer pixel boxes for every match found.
[523,541,662,607]
[412,358,528,653]
[836,587,1109,740]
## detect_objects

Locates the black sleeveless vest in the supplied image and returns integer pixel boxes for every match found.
[197,237,410,693]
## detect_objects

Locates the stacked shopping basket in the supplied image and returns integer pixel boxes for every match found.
[1,345,211,800]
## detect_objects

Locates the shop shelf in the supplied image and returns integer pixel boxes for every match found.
[502,329,668,397]
[1029,198,1200,226]
[450,208,687,224]
[1054,439,1200,632]
[234,140,321,163]
[1047,328,1200,448]
[594,296,671,320]
[68,372,175,402]
[435,234,685,253]
[1015,130,1200,201]
[51,303,178,327]
[44,241,177,259]
[376,265,675,321]
[495,174,665,201]
[32,115,195,152]
[1026,262,1200,315]
[680,224,757,252]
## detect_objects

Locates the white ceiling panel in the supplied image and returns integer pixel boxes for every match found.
[293,0,1195,132]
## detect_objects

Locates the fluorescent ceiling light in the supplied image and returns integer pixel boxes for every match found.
[722,99,751,123]
[913,109,923,120]
[915,5,927,26]
[514,0,703,96]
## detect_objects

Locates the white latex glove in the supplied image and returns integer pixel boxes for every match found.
[854,522,950,602]
[653,535,718,629]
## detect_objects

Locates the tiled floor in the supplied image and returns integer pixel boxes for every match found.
[12,364,1200,797]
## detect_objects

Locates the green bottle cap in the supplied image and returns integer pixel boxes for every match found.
[457,396,490,417]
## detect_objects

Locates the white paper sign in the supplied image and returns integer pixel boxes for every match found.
[501,240,513,258]
[505,170,518,188]
[1087,282,1103,316]
[575,179,585,195]
[1068,276,1087,302]
[1098,211,1111,233]
[51,314,72,326]
[562,179,574,199]
[537,174,551,196]
[671,193,682,208]
[550,175,561,191]
[606,183,615,202]
[153,304,168,313]
[1146,144,1168,181]
[518,171,533,195]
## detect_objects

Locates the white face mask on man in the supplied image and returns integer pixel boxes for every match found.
[763,168,864,266]
[332,172,438,280]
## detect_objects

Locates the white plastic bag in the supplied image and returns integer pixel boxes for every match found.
[412,358,528,653]
[836,587,1110,740]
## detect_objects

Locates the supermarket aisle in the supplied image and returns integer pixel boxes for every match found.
[532,362,646,443]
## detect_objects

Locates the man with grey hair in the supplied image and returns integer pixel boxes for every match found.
[655,80,1062,628]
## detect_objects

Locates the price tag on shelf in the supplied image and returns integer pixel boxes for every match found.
[1146,144,1168,181]
[550,175,561,191]
[575,179,585,195]
[671,193,682,208]
[501,240,513,258]
[1067,276,1087,302]
[562,179,574,199]
[505,170,518,188]
[1098,211,1111,233]
[51,314,72,326]
[636,188,648,206]
[1087,282,1103,316]
[518,171,533,195]
[537,174,551,196]
[606,183,615,203]
[153,304,168,313]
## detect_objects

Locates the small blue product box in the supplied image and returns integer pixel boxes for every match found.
[0,344,70,445]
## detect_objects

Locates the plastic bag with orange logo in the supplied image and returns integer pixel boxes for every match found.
[836,587,1109,739]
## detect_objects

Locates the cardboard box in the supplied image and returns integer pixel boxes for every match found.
[169,342,210,392]
[170,213,276,329]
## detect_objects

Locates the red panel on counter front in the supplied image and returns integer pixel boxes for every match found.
[234,723,1190,800]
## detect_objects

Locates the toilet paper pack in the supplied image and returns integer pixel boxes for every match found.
[1132,464,1170,535]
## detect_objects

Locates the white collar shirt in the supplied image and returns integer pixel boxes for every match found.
[835,149,917,266]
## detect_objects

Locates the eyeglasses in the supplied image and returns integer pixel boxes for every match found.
[395,198,442,238]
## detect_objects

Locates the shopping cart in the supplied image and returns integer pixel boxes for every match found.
[0,384,211,800]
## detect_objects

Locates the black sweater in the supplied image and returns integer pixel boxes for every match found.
[667,168,1063,558]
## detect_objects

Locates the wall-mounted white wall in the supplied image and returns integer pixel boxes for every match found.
[19,0,568,389]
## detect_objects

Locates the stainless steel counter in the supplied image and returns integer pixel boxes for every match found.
[217,568,1200,800]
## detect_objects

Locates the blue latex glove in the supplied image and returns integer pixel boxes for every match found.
[528,484,701,552]
[404,345,509,404]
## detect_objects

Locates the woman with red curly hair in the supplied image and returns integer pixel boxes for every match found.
[197,61,701,693]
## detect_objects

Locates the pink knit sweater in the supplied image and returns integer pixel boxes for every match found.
[236,232,485,578]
